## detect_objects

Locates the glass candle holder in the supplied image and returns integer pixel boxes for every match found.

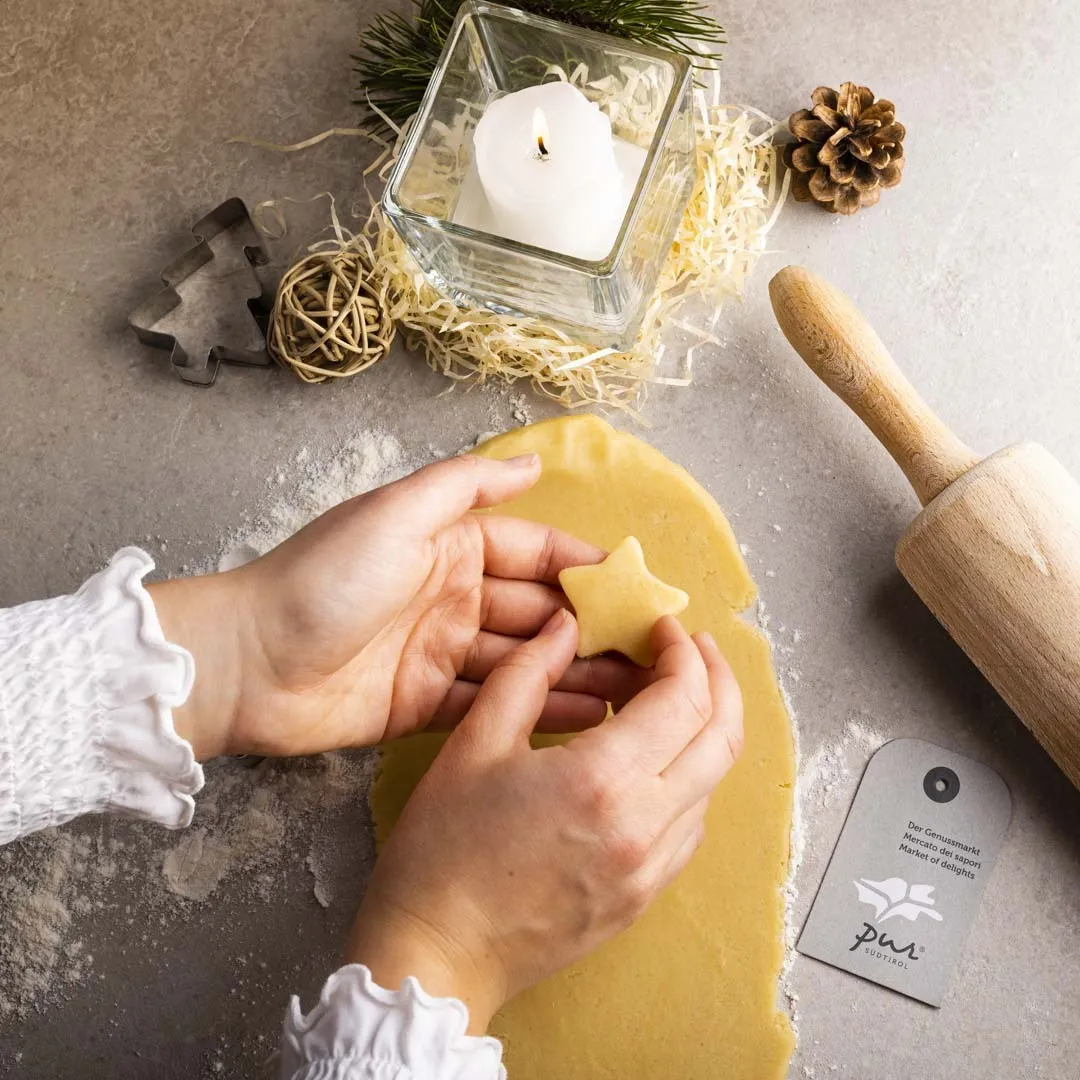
[381,1,696,350]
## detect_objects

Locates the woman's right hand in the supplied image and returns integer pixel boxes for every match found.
[346,609,743,1033]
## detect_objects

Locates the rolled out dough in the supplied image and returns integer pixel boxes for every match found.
[372,415,795,1079]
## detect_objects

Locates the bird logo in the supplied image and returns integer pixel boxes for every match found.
[853,877,944,924]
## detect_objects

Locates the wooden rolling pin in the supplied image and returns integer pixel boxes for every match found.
[769,264,1080,790]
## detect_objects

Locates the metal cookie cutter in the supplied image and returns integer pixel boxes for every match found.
[128,197,275,386]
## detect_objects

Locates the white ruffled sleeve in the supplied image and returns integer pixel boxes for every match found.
[0,547,204,844]
[281,965,506,1080]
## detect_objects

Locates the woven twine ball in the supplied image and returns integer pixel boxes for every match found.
[269,249,395,383]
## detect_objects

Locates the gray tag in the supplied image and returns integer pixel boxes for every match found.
[797,738,1011,1006]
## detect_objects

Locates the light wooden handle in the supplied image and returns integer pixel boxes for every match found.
[768,265,981,506]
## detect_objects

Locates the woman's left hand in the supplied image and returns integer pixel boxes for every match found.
[150,453,645,760]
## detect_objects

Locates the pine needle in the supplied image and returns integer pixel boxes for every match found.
[353,0,724,131]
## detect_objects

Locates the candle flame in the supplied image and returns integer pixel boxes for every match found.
[532,106,550,159]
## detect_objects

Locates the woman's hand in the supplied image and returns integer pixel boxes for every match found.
[150,454,645,760]
[345,611,743,1033]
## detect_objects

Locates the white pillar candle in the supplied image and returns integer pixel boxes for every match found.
[467,82,638,261]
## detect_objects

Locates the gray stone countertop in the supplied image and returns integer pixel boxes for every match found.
[0,0,1077,1076]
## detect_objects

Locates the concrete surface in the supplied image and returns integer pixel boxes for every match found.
[1,0,1078,1077]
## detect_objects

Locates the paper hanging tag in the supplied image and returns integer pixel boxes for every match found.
[797,738,1011,1007]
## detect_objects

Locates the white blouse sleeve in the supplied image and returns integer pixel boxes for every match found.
[281,964,506,1080]
[0,547,203,844]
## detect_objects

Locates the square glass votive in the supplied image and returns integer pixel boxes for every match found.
[381,0,696,350]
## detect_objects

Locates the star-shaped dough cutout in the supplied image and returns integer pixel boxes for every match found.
[558,536,690,667]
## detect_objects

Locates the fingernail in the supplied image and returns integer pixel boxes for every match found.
[700,632,717,650]
[506,453,540,469]
[540,608,569,635]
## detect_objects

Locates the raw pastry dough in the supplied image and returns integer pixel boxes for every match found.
[372,415,795,1080]
[559,535,689,666]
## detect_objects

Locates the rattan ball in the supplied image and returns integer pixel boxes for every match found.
[269,249,395,383]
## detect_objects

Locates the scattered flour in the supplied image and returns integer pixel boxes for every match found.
[797,718,887,818]
[0,830,112,1018]
[223,429,416,565]
[0,834,77,1017]
[483,387,535,434]
[781,713,888,1037]
[508,393,532,426]
[161,752,377,904]
[307,847,336,910]
[753,592,888,1042]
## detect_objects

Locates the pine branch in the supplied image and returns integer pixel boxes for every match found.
[514,0,724,56]
[351,5,449,126]
[353,0,724,130]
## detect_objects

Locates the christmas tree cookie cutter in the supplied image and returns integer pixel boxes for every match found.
[128,197,275,386]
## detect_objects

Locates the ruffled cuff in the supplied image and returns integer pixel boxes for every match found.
[0,547,204,843]
[281,965,506,1080]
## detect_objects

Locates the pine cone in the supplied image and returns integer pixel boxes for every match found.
[784,84,905,215]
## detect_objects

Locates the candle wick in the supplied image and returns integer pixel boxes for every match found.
[534,135,550,160]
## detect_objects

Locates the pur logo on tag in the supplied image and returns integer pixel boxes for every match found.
[848,878,940,968]
[850,923,922,965]
[798,739,1011,1007]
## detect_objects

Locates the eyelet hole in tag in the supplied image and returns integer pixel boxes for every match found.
[923,766,959,803]
[797,738,1011,1007]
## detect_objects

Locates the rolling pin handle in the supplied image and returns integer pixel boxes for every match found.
[768,265,981,506]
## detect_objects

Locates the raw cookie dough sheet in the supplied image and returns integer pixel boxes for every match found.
[374,415,796,1080]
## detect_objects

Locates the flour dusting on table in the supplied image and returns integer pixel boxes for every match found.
[753,591,888,1043]
[783,709,887,1038]
[221,428,416,565]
